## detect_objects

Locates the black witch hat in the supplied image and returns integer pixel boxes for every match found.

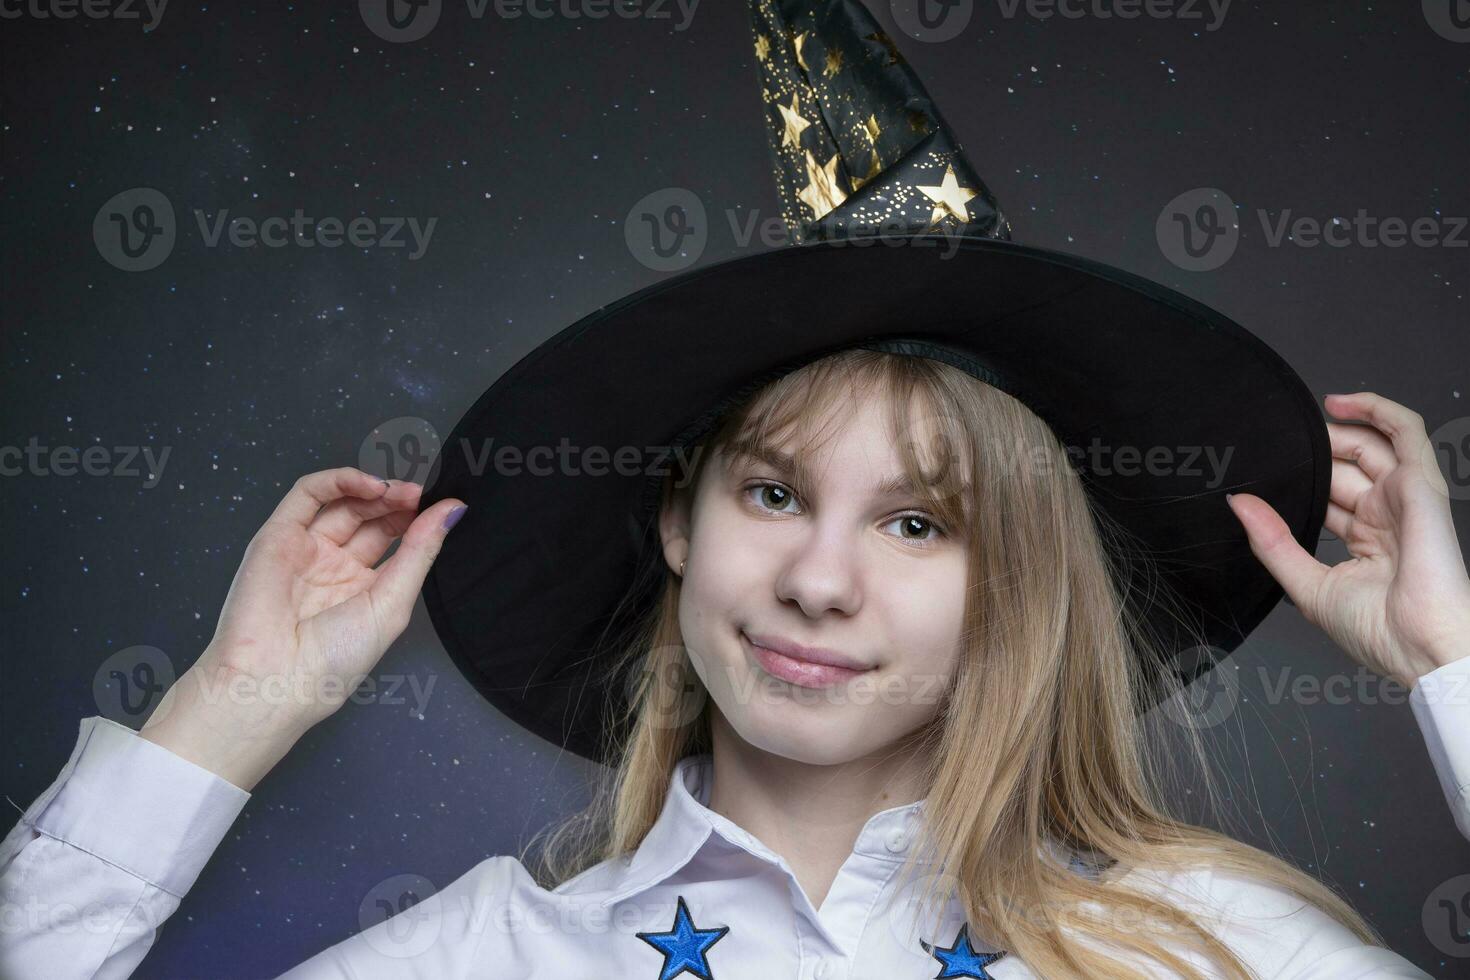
[417,0,1329,763]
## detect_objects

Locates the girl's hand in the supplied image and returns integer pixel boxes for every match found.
[140,468,465,790]
[200,467,467,728]
[1226,392,1470,690]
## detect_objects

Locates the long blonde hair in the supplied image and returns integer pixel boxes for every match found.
[519,348,1382,978]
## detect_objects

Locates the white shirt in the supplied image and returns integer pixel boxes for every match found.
[4,656,1468,980]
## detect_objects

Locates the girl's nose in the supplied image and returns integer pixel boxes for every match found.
[773,529,863,619]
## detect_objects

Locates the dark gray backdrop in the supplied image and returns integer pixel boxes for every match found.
[2,1,1467,976]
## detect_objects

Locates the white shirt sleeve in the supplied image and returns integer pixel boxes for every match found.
[0,715,250,980]
[1137,866,1435,979]
[1161,654,1470,980]
[1408,653,1470,843]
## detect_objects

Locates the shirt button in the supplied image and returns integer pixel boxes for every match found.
[813,959,831,979]
[885,828,909,853]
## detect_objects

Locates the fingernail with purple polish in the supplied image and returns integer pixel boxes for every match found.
[443,504,468,531]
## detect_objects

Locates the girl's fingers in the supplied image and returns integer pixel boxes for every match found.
[368,499,467,634]
[268,468,389,529]
[343,506,418,568]
[1328,458,1374,515]
[308,479,421,546]
[1326,420,1397,483]
[1327,391,1452,502]
[1325,392,1430,468]
[1228,493,1329,617]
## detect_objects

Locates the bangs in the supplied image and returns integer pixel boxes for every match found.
[701,350,976,535]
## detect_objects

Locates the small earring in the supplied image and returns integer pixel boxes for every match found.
[679,559,686,576]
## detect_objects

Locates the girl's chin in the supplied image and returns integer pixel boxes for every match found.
[734,707,873,750]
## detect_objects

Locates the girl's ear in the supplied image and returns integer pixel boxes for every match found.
[658,478,694,578]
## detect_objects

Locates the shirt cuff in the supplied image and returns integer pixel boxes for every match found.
[22,715,251,898]
[1408,655,1470,842]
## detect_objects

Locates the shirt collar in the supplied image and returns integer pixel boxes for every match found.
[557,754,1105,909]
[569,753,930,908]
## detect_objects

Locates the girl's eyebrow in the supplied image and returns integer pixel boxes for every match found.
[731,445,923,500]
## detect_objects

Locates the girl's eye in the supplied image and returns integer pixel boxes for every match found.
[882,514,944,547]
[749,482,800,514]
[742,482,947,549]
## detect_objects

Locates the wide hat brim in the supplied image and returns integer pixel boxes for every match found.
[418,234,1329,763]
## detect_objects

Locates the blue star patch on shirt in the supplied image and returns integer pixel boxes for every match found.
[921,922,1008,979]
[635,894,731,980]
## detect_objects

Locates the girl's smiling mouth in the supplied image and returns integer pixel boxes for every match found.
[742,630,877,689]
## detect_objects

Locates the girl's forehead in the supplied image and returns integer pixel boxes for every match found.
[735,385,931,450]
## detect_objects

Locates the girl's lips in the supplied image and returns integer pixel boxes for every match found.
[744,633,875,689]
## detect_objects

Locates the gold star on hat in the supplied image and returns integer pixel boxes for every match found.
[918,163,979,226]
[775,92,813,151]
[793,29,811,72]
[797,148,848,219]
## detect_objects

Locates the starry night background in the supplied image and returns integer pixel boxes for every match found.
[2,1,1467,977]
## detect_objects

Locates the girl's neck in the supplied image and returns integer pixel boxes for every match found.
[703,709,931,910]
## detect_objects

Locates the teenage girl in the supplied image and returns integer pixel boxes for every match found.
[2,355,1467,978]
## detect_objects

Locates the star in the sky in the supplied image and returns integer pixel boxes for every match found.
[635,895,730,980]
[918,163,978,227]
[797,148,848,220]
[921,923,1008,979]
[775,92,812,150]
